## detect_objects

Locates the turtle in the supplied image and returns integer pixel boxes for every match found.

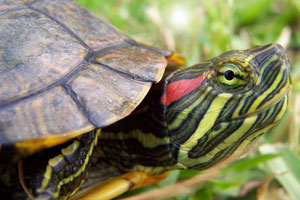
[0,0,292,199]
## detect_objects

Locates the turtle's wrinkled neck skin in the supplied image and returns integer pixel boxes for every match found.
[98,82,175,173]
[95,43,291,174]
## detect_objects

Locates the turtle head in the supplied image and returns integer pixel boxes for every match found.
[162,44,291,169]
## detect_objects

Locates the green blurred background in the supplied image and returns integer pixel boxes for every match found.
[75,0,300,199]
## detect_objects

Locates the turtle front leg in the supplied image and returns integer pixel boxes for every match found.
[19,129,100,200]
[72,171,169,200]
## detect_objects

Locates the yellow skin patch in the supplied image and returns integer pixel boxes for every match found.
[181,92,233,150]
[73,172,169,200]
[14,125,95,159]
[166,53,186,67]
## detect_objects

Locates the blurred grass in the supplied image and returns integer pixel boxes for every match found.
[75,0,300,199]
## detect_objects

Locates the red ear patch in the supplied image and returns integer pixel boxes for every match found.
[161,73,206,106]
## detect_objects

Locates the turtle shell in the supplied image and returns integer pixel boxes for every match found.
[0,0,169,157]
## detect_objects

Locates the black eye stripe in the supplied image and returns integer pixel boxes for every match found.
[216,72,244,80]
[218,83,245,89]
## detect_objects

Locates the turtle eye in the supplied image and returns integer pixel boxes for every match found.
[224,70,234,80]
[216,63,249,90]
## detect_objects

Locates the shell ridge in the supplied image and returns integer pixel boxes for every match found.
[0,7,26,16]
[0,61,87,110]
[92,62,153,83]
[0,40,143,110]
[61,84,97,127]
[27,4,92,52]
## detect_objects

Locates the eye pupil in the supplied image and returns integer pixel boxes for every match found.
[224,70,234,80]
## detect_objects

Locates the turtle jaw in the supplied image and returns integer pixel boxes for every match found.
[184,93,289,171]
[230,88,291,123]
[236,91,289,133]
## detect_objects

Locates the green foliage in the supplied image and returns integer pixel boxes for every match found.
[223,154,279,173]
[259,145,300,200]
[76,0,300,199]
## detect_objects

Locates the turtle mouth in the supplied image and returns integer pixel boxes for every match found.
[231,88,291,122]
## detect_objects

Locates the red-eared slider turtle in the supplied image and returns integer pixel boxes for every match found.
[0,0,292,199]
